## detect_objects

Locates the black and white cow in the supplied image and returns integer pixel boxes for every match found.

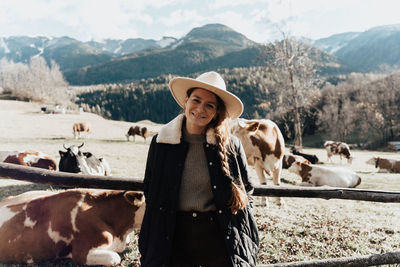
[59,143,111,176]
[290,146,319,164]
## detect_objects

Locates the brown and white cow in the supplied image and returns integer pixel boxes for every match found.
[288,161,362,188]
[231,118,285,207]
[125,125,148,143]
[0,151,57,170]
[126,126,157,144]
[324,140,353,164]
[73,122,91,139]
[282,154,310,169]
[126,125,141,141]
[0,189,145,265]
[366,156,400,173]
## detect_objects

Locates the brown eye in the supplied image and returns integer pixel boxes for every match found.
[206,104,216,110]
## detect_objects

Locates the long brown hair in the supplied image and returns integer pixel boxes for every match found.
[186,88,248,214]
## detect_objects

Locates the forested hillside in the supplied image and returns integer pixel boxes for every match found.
[76,68,275,123]
[76,68,400,148]
[2,23,400,149]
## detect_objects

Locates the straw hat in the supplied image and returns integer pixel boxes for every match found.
[169,71,244,119]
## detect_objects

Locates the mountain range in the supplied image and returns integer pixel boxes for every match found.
[1,23,400,85]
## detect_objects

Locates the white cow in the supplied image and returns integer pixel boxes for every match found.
[231,118,285,207]
[288,161,361,188]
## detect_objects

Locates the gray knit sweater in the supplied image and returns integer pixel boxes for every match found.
[178,128,216,211]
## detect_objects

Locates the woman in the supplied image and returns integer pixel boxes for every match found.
[139,71,259,267]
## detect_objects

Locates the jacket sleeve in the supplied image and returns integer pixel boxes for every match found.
[143,135,157,197]
[235,138,254,194]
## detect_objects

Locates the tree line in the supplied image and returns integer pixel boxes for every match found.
[1,46,399,149]
[76,66,400,149]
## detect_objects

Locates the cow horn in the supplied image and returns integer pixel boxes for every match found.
[63,144,68,150]
[78,142,84,148]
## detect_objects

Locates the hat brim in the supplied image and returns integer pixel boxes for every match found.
[169,77,243,119]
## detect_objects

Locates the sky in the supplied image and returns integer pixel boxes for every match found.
[1,0,400,43]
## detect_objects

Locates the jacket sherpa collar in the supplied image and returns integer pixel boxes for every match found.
[156,114,217,145]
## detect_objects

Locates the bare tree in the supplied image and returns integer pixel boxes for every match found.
[0,58,29,96]
[0,56,71,105]
[263,32,321,147]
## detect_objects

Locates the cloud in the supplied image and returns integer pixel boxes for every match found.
[157,7,210,39]
[159,9,205,27]
[208,0,269,9]
[0,0,180,40]
[1,0,400,42]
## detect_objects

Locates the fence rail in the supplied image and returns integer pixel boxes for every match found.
[1,162,400,203]
[0,162,399,266]
[259,251,400,267]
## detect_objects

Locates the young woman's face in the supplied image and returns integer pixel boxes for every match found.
[184,88,218,134]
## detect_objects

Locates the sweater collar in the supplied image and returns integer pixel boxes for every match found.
[156,114,216,145]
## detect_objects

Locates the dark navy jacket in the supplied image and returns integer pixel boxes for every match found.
[139,114,259,267]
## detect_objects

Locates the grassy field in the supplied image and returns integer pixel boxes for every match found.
[1,99,400,266]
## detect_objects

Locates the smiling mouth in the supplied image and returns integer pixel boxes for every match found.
[191,112,206,119]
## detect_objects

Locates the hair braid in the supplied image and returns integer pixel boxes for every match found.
[214,130,230,177]
[214,120,248,214]
[186,87,247,214]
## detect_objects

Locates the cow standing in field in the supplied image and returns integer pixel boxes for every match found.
[0,151,57,170]
[231,118,285,207]
[288,161,362,188]
[366,156,400,173]
[0,189,145,265]
[126,125,140,141]
[73,122,91,139]
[126,125,150,143]
[324,140,353,164]
[59,143,111,176]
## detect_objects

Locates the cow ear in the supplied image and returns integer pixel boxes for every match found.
[237,120,246,128]
[124,191,145,205]
[83,152,93,158]
[247,122,260,132]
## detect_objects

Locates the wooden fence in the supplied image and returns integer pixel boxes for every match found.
[0,162,399,266]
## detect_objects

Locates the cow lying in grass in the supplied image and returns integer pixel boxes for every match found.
[59,143,111,176]
[290,146,319,164]
[288,161,362,188]
[366,156,400,173]
[0,150,57,170]
[282,154,310,169]
[0,189,145,265]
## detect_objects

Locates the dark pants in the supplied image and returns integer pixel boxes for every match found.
[170,211,233,267]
